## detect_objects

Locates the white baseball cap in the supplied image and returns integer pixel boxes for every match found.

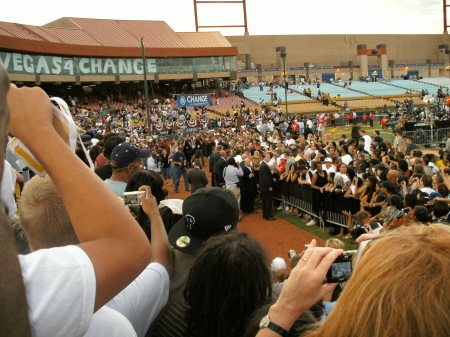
[271,257,287,272]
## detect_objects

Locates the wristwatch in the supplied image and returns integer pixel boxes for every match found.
[259,314,289,337]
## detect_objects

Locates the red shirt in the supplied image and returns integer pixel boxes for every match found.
[278,162,286,174]
[381,117,389,124]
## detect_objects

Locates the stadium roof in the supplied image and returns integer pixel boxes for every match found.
[0,17,237,57]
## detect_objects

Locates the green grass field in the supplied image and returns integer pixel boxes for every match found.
[275,211,355,250]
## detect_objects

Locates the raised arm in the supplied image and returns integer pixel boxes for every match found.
[0,67,31,336]
[139,186,173,276]
[7,85,151,311]
[256,240,342,337]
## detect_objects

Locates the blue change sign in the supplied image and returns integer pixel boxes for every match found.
[176,94,211,107]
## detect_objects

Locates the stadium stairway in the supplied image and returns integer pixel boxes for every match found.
[331,82,376,98]
[413,78,443,89]
[379,81,421,93]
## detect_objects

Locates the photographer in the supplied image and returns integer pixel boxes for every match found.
[224,157,244,219]
[256,225,450,337]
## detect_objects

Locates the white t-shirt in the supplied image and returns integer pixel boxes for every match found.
[106,263,169,337]
[341,154,353,165]
[428,162,439,174]
[362,135,372,153]
[20,246,96,337]
[420,187,435,195]
[86,306,136,337]
[285,138,295,146]
[322,164,337,174]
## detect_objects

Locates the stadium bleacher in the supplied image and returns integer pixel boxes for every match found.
[334,81,405,96]
[387,79,443,94]
[290,83,369,99]
[76,76,449,118]
[418,77,450,88]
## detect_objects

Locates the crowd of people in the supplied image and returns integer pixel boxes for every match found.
[1,61,450,337]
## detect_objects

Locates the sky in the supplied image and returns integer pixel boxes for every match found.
[0,0,445,36]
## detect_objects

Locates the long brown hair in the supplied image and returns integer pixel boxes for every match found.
[305,224,450,337]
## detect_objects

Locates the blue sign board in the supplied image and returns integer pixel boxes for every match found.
[176,94,211,107]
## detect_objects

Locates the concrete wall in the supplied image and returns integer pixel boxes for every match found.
[226,34,445,70]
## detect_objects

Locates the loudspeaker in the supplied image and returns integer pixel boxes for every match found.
[404,122,415,131]
[351,126,361,139]
[413,123,431,131]
[435,120,450,129]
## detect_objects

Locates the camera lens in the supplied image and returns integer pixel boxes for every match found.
[288,249,297,259]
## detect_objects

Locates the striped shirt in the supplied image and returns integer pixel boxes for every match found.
[151,301,190,337]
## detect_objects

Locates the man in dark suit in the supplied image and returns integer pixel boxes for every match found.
[215,150,228,188]
[259,152,275,221]
[188,159,208,194]
[240,157,257,215]
[209,145,222,187]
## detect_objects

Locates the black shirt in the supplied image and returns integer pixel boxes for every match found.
[95,164,112,181]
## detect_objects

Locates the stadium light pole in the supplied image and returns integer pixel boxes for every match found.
[276,46,289,119]
[141,37,152,134]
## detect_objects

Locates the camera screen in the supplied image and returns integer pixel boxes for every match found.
[331,261,352,279]
[123,194,140,206]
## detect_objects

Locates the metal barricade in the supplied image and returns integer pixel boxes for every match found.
[403,127,450,147]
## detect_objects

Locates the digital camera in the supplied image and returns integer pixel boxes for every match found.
[122,191,146,207]
[326,250,357,283]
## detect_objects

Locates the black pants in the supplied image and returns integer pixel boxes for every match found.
[212,173,219,187]
[261,191,273,219]
[195,149,205,165]
[241,190,257,214]
[370,119,373,127]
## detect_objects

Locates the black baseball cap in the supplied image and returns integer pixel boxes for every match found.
[168,187,239,254]
[111,142,150,168]
[76,134,92,148]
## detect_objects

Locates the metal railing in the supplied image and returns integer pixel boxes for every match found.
[403,127,450,146]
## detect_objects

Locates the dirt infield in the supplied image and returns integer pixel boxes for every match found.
[165,176,324,265]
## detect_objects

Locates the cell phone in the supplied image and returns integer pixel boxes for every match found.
[122,191,146,207]
[325,251,355,283]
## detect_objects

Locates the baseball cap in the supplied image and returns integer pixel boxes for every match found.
[271,257,287,272]
[76,134,92,148]
[168,187,239,254]
[324,158,332,163]
[111,142,150,169]
[275,148,283,154]
[428,192,443,200]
